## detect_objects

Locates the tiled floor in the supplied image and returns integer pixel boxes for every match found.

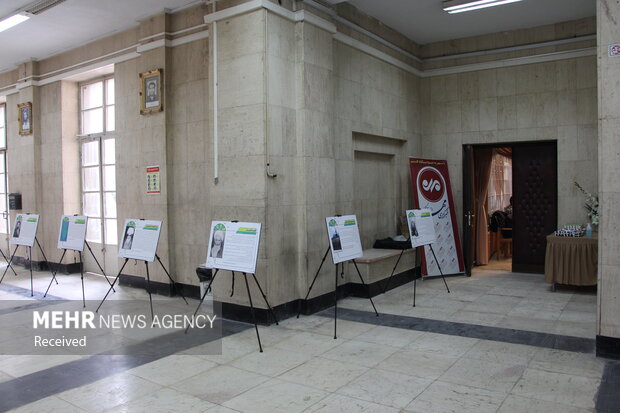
[0,263,612,413]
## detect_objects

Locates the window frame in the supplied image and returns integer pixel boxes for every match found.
[78,76,117,245]
[79,75,115,136]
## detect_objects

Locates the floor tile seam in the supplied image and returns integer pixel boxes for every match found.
[518,365,603,384]
[319,351,385,370]
[125,358,219,388]
[434,358,521,394]
[47,395,89,412]
[298,391,343,413]
[507,376,600,411]
[276,363,368,395]
[227,357,303,380]
[186,371,270,407]
[331,381,425,411]
[320,307,596,354]
[220,376,330,412]
[409,378,511,409]
[400,374,440,409]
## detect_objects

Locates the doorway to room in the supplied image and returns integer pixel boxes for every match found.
[463,141,557,275]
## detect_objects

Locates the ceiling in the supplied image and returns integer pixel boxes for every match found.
[0,0,201,73]
[0,0,597,75]
[342,0,596,45]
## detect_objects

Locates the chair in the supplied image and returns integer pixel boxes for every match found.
[496,227,512,259]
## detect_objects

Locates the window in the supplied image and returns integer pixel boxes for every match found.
[81,78,115,134]
[80,78,117,245]
[0,105,7,234]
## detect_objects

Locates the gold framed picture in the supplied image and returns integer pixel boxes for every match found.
[139,69,163,114]
[18,102,32,135]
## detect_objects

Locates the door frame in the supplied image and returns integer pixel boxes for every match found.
[462,140,558,273]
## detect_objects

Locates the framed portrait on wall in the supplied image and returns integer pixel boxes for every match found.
[18,102,32,135]
[139,69,163,114]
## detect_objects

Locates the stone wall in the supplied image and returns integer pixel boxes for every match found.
[597,0,620,343]
[420,57,598,233]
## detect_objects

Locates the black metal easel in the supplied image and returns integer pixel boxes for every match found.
[95,253,188,319]
[297,245,379,339]
[0,237,54,297]
[382,247,408,294]
[380,243,450,307]
[186,268,278,352]
[43,240,116,307]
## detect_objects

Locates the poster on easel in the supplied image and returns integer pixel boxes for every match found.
[11,213,39,247]
[325,215,363,265]
[118,219,162,262]
[409,158,464,276]
[57,215,88,252]
[205,221,262,274]
[406,209,437,248]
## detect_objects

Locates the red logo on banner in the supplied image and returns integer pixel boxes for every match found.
[418,167,444,202]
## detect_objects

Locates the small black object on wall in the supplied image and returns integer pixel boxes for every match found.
[9,193,22,210]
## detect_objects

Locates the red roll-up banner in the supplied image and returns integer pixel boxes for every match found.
[409,158,464,276]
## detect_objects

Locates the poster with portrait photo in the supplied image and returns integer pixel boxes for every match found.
[325,215,363,265]
[11,213,39,247]
[57,215,88,252]
[140,69,163,114]
[205,221,261,274]
[118,219,162,262]
[406,209,437,248]
[18,102,32,135]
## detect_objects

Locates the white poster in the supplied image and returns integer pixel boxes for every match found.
[57,215,88,252]
[325,215,363,265]
[407,209,437,248]
[205,221,261,274]
[11,214,39,247]
[118,219,162,262]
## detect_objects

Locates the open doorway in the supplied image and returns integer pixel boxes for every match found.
[486,148,513,270]
[463,142,557,274]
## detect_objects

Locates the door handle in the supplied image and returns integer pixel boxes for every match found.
[466,211,475,227]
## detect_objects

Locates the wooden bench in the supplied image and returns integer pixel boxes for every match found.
[348,248,417,295]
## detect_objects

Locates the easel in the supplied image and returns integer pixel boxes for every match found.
[297,245,379,339]
[96,254,188,319]
[382,243,450,307]
[186,268,278,352]
[43,240,117,308]
[0,237,53,297]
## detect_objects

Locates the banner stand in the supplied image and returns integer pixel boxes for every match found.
[43,241,117,307]
[95,253,188,319]
[296,244,379,339]
[0,236,54,297]
[186,268,278,352]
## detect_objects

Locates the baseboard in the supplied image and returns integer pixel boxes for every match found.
[118,273,200,299]
[119,266,420,325]
[597,335,620,360]
[11,257,82,274]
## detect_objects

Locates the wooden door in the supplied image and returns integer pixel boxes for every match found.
[512,142,557,273]
[462,145,475,276]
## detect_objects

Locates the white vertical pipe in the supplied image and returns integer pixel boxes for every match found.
[213,5,219,184]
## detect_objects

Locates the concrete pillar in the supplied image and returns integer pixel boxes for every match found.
[597,0,620,359]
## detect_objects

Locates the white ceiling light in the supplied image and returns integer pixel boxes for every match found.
[443,0,523,14]
[0,13,29,33]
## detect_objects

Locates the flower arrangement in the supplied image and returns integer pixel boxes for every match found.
[574,181,599,225]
